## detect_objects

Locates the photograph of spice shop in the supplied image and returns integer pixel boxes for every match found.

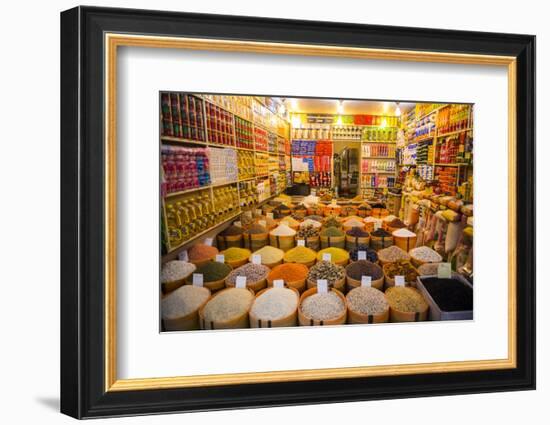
[160,93,474,332]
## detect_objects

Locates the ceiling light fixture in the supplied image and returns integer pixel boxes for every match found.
[337,100,344,114]
[395,102,401,116]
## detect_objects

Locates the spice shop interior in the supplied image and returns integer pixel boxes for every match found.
[160,93,474,331]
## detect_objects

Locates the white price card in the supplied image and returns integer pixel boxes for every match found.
[235,276,247,288]
[266,212,274,219]
[361,276,372,287]
[317,279,328,294]
[258,220,266,227]
[255,209,262,216]
[373,220,381,230]
[192,274,204,287]
[297,239,305,247]
[311,189,316,196]
[252,254,262,265]
[358,251,367,260]
[438,263,452,279]
[178,250,189,261]
[204,237,213,246]
[395,275,406,287]
[322,253,332,262]
[234,221,242,228]
[273,279,285,288]
[215,254,225,263]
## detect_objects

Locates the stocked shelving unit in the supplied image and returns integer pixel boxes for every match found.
[160,92,291,257]
[396,103,473,197]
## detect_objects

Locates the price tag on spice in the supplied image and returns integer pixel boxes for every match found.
[273,279,285,288]
[322,253,332,262]
[373,220,381,230]
[361,276,372,287]
[204,237,213,246]
[358,251,367,260]
[317,279,328,294]
[437,263,452,279]
[178,250,189,261]
[395,275,406,287]
[267,212,274,219]
[192,274,204,287]
[215,254,225,263]
[255,209,262,216]
[297,239,305,247]
[258,220,266,227]
[252,254,262,265]
[311,189,316,196]
[234,221,242,228]
[235,276,247,289]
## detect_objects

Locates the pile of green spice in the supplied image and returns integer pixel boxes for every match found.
[421,277,473,311]
[219,225,244,236]
[345,260,383,281]
[185,261,232,283]
[320,226,344,237]
[346,227,370,237]
[323,217,342,228]
[349,246,378,262]
[304,215,324,222]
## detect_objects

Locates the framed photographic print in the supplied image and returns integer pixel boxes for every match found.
[60,6,536,419]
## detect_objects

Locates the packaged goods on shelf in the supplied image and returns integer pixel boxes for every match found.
[205,101,234,146]
[164,188,216,248]
[361,143,396,158]
[161,145,211,194]
[415,103,445,118]
[238,180,258,207]
[254,126,268,151]
[361,174,395,189]
[436,104,472,134]
[254,152,269,176]
[237,151,255,180]
[268,132,278,153]
[209,148,237,184]
[361,159,396,173]
[235,117,254,149]
[417,164,434,181]
[202,94,254,122]
[332,125,362,140]
[291,125,331,140]
[414,115,436,140]
[362,127,398,142]
[212,185,240,219]
[434,166,458,195]
[416,139,434,164]
[161,92,205,140]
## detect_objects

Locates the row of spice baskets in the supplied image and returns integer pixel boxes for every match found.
[161,197,473,331]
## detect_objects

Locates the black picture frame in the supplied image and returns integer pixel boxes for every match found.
[61,6,536,419]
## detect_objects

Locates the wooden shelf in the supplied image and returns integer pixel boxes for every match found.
[164,180,239,198]
[436,128,473,137]
[361,140,397,144]
[161,136,207,146]
[362,156,396,160]
[236,146,255,152]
